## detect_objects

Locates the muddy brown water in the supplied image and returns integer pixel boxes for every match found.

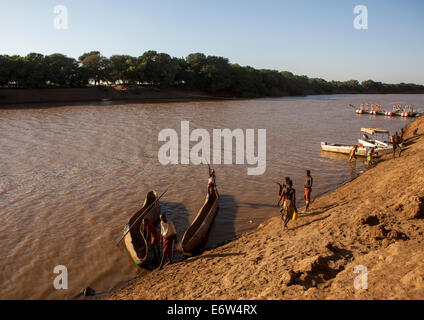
[0,94,421,299]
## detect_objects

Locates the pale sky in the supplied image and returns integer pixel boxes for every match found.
[1,0,423,84]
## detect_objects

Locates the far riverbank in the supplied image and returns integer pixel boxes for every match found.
[0,86,236,107]
[2,86,424,108]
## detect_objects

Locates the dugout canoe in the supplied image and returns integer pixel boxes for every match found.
[181,188,219,255]
[123,190,161,266]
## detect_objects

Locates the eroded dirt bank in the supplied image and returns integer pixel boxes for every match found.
[106,116,424,300]
[0,86,228,106]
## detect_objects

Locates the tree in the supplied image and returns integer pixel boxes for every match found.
[137,51,180,87]
[2,50,424,95]
[78,51,110,85]
[109,55,139,84]
[172,57,188,85]
[185,53,207,90]
[361,80,384,93]
[46,53,80,86]
[155,52,179,87]
[0,55,13,86]
[199,56,233,93]
[22,53,49,87]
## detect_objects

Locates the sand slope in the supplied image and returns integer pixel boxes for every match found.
[106,116,424,300]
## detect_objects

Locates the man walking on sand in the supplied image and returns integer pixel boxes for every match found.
[158,214,177,270]
[304,170,313,211]
[392,132,400,158]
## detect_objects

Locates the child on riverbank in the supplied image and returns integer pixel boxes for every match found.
[304,170,313,211]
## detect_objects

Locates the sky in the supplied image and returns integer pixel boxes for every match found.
[0,0,423,84]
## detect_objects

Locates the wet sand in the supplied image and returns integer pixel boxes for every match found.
[106,115,424,300]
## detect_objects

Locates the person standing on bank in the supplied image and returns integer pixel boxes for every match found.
[141,218,160,261]
[281,180,297,229]
[158,214,177,270]
[349,145,357,162]
[276,176,291,207]
[304,170,313,211]
[366,147,375,166]
[392,131,399,158]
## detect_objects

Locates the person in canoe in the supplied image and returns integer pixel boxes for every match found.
[208,167,216,196]
[281,180,297,229]
[141,218,160,261]
[349,145,357,161]
[158,214,177,270]
[304,170,313,211]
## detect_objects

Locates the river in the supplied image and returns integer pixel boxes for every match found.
[0,94,421,299]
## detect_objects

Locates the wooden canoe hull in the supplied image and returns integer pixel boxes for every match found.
[181,188,219,255]
[321,142,367,156]
[321,142,391,158]
[123,190,161,266]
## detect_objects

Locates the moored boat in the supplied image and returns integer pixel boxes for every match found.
[358,128,391,148]
[350,104,420,117]
[123,190,161,266]
[181,188,219,255]
[321,142,391,157]
[321,142,368,157]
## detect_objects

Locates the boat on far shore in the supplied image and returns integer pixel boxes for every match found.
[349,104,421,117]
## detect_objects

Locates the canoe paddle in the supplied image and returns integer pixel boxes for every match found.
[203,157,217,187]
[203,156,211,171]
[116,188,168,246]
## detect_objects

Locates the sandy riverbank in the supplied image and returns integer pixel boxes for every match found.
[105,116,424,300]
[0,86,233,107]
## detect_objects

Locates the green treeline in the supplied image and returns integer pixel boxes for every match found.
[1,51,423,97]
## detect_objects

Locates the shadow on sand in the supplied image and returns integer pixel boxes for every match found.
[206,194,239,249]
[181,194,239,258]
